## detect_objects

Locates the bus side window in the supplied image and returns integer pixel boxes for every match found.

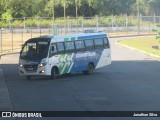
[94,38,103,49]
[75,41,85,52]
[65,41,75,53]
[49,44,57,57]
[85,39,94,51]
[103,37,110,48]
[57,42,65,53]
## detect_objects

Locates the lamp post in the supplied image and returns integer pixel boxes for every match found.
[63,0,66,34]
[137,0,140,35]
[75,0,78,31]
[52,0,55,23]
[75,0,78,19]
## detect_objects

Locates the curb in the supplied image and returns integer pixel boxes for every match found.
[0,52,19,60]
[116,39,160,60]
[0,69,13,111]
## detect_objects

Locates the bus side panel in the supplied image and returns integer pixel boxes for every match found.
[58,53,74,74]
[70,52,87,73]
[49,53,74,75]
[49,49,111,74]
[95,49,111,69]
[70,50,103,73]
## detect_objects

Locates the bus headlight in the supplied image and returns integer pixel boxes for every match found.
[19,64,23,67]
[39,62,47,67]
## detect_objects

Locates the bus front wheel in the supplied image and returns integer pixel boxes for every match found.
[83,63,94,75]
[51,67,59,80]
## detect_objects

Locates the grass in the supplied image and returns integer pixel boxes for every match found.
[119,36,160,56]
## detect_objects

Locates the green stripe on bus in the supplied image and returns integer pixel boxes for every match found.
[59,63,65,74]
[64,38,69,41]
[59,54,66,74]
[71,37,75,41]
[63,53,72,73]
[63,62,71,73]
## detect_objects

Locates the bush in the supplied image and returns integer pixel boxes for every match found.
[156,30,160,43]
[156,24,160,27]
[0,21,3,28]
[0,21,9,29]
[12,20,24,28]
[26,19,37,27]
[40,19,52,27]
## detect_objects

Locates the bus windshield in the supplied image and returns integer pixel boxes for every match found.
[20,39,50,60]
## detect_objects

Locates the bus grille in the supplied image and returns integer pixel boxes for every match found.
[24,64,38,73]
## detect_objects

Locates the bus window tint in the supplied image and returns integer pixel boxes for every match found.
[65,42,75,52]
[103,37,109,48]
[75,41,85,51]
[57,42,65,53]
[85,39,94,50]
[94,38,103,49]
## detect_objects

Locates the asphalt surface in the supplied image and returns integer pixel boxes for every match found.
[1,36,160,120]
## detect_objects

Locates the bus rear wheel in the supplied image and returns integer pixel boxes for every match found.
[51,67,59,80]
[83,63,94,75]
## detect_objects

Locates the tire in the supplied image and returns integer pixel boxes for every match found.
[26,76,31,80]
[51,67,58,80]
[83,63,94,75]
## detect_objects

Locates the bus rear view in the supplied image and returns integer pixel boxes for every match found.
[19,32,111,80]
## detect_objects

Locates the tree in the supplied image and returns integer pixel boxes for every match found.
[148,0,160,15]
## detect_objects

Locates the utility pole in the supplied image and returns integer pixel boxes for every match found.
[137,0,140,35]
[52,0,55,35]
[64,0,66,34]
[75,0,78,31]
[53,0,55,23]
[75,0,78,19]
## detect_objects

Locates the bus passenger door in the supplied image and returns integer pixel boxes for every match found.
[48,44,59,71]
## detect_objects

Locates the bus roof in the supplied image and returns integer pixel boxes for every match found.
[30,32,108,43]
[51,32,108,43]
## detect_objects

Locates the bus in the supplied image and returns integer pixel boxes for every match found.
[19,32,111,80]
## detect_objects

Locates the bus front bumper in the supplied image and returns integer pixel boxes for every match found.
[19,65,51,76]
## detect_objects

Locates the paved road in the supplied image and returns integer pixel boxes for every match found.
[1,36,160,120]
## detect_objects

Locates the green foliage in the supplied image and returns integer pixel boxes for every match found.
[25,19,37,27]
[0,21,8,28]
[12,20,23,27]
[1,0,160,18]
[40,19,52,27]
[156,30,160,43]
[1,0,160,29]
[2,10,12,21]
